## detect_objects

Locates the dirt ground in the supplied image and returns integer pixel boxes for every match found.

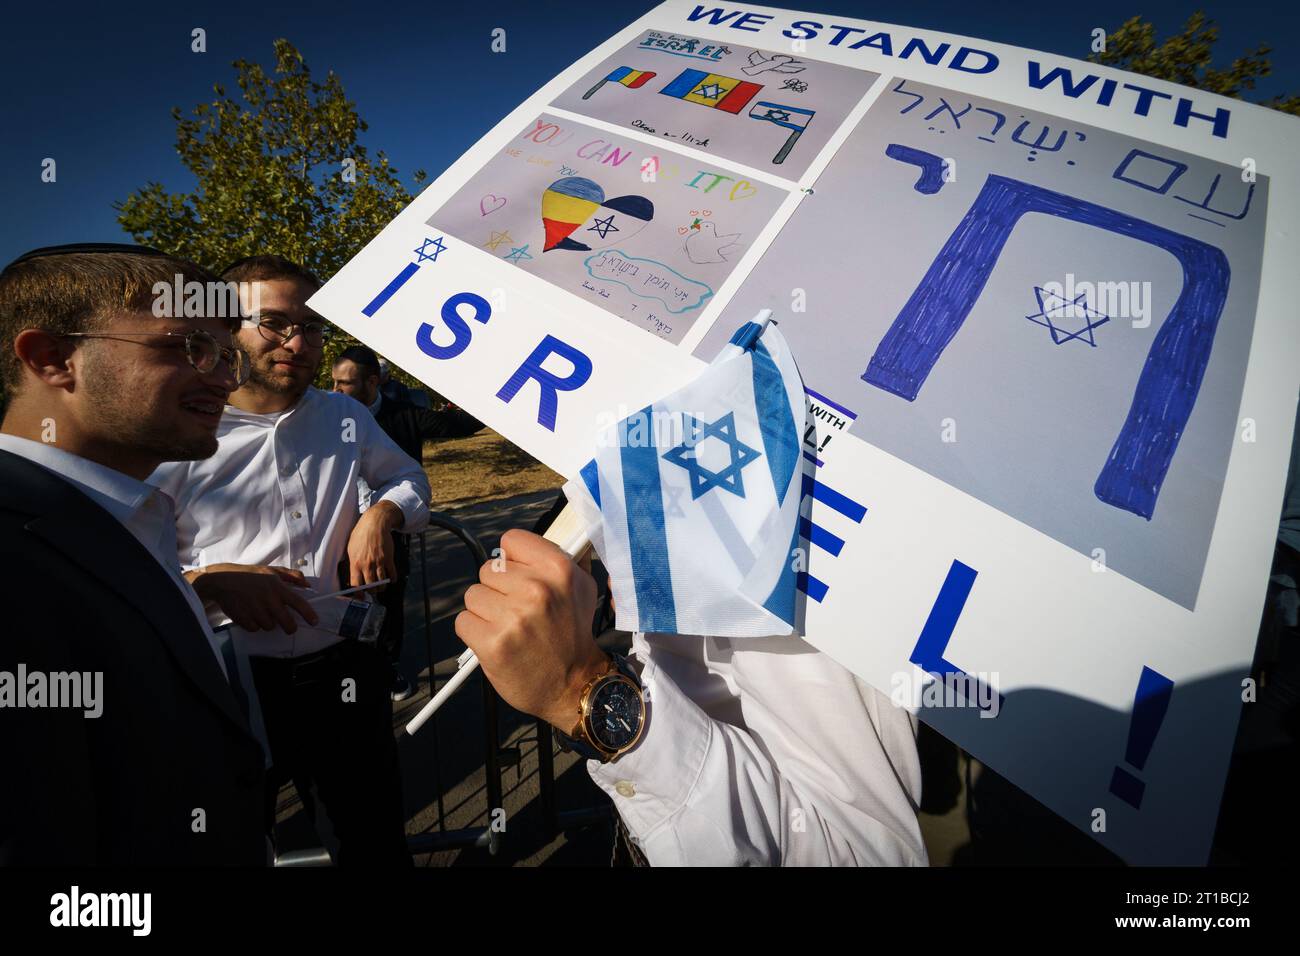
[421,428,564,510]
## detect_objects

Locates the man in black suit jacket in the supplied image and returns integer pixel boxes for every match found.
[332,346,482,700]
[0,244,265,865]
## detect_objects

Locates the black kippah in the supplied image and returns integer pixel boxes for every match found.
[4,242,167,270]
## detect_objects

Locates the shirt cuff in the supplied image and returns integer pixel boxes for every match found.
[375,484,430,533]
[587,652,712,841]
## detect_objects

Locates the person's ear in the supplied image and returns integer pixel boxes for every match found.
[367,374,380,391]
[12,329,78,391]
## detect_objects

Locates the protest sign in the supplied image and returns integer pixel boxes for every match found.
[310,0,1300,862]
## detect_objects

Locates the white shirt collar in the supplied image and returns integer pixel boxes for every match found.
[223,386,315,425]
[0,432,161,526]
[0,434,239,691]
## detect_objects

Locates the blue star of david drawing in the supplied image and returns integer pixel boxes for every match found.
[414,236,446,263]
[763,108,791,123]
[661,411,762,500]
[694,82,724,99]
[587,214,619,239]
[504,243,533,263]
[1025,287,1110,346]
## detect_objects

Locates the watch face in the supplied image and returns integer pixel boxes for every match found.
[588,678,642,750]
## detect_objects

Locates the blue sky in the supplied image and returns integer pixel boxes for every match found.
[2,0,1296,267]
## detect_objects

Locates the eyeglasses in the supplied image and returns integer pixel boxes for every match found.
[59,329,251,386]
[242,316,329,347]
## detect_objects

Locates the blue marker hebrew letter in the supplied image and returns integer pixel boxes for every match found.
[886,144,948,195]
[891,78,925,114]
[1174,173,1257,221]
[924,98,971,129]
[862,174,1230,520]
[1113,148,1188,194]
[974,107,1005,142]
[1010,120,1068,152]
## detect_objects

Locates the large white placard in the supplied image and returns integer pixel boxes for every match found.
[311,1,1300,863]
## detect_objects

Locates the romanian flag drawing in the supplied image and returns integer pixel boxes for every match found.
[582,66,657,100]
[658,68,763,114]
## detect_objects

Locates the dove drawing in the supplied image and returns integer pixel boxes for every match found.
[684,220,742,264]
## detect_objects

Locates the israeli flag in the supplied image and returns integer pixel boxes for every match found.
[564,316,807,637]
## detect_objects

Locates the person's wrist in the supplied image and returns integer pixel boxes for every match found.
[550,646,611,732]
[366,499,403,531]
[186,566,214,598]
[186,563,250,602]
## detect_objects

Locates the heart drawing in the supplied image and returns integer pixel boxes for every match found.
[540,176,654,253]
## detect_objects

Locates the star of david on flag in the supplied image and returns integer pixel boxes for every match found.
[564,315,808,637]
[748,101,815,165]
[748,100,814,131]
[661,411,762,499]
[659,67,763,114]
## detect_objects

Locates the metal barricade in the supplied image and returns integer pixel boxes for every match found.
[272,512,503,865]
[272,504,616,865]
[407,506,618,857]
[403,513,504,858]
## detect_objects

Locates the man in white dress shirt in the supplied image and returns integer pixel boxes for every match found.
[456,528,928,866]
[150,255,430,865]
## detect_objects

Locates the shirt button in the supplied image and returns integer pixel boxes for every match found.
[615,780,636,798]
[291,511,302,519]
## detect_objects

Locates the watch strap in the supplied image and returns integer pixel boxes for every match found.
[555,725,606,761]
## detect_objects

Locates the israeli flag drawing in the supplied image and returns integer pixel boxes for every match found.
[564,313,808,637]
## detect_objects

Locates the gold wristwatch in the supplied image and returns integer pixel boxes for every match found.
[555,652,646,763]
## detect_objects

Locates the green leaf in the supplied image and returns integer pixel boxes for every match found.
[1089,11,1295,108]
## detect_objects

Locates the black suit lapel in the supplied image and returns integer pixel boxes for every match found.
[0,451,251,736]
